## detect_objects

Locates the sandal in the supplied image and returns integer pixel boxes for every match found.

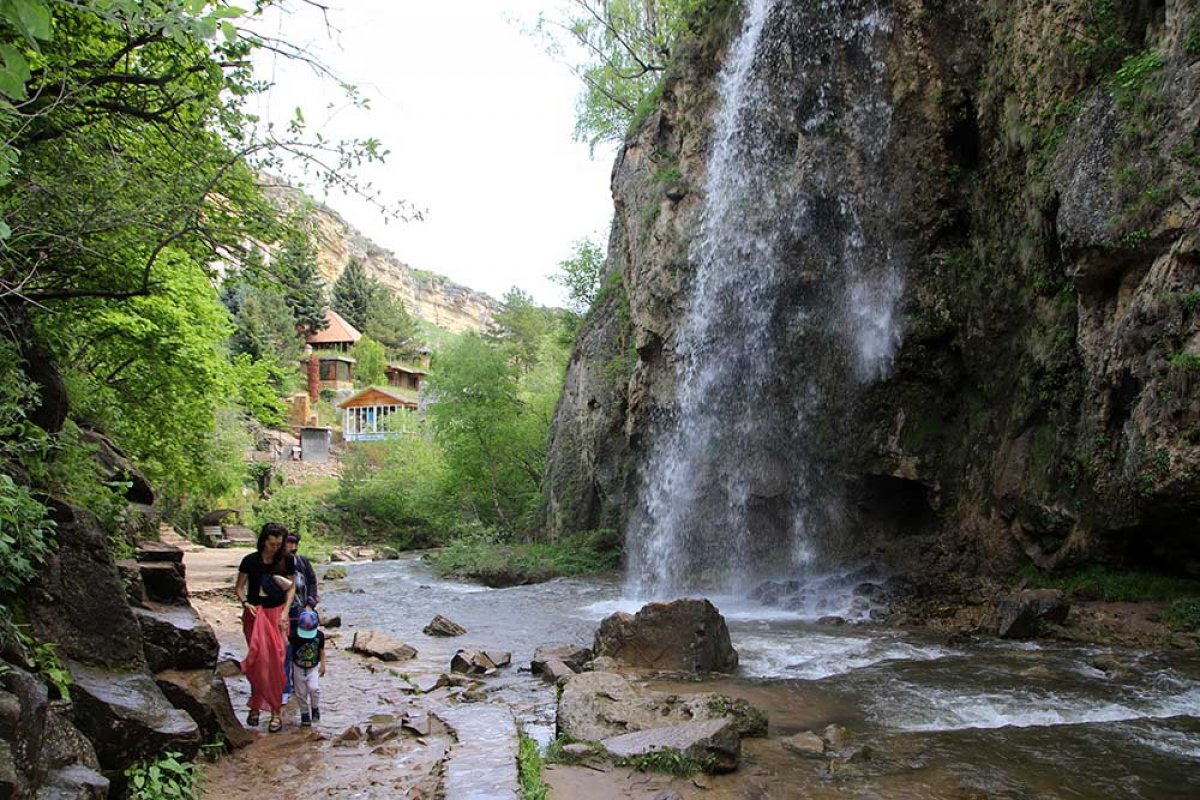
[267,716,282,733]
[246,710,260,726]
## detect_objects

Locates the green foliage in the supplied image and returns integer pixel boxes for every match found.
[349,335,388,387]
[1067,0,1131,70]
[1159,599,1200,631]
[518,734,549,800]
[1186,28,1200,57]
[1022,565,1200,602]
[363,287,419,359]
[535,0,720,150]
[426,528,620,585]
[273,220,328,336]
[39,252,255,509]
[553,237,606,317]
[427,334,541,532]
[1112,50,1165,107]
[123,751,201,800]
[1169,351,1200,372]
[332,420,459,543]
[31,640,70,700]
[331,258,375,331]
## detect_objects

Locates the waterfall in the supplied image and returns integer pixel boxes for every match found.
[627,0,903,599]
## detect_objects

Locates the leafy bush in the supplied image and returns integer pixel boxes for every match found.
[124,751,201,800]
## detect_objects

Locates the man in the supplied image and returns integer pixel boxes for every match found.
[282,532,319,702]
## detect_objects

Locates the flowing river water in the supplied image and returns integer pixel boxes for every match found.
[297,555,1200,799]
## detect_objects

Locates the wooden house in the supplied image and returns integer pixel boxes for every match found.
[385,362,427,393]
[338,386,418,442]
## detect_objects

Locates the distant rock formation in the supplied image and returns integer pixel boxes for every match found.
[267,184,499,333]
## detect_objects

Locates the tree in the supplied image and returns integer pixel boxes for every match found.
[427,334,540,533]
[534,0,714,149]
[331,258,374,331]
[554,237,606,314]
[364,287,419,358]
[349,335,387,387]
[490,288,555,373]
[273,221,327,336]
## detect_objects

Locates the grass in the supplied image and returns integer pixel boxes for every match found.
[517,734,549,800]
[425,530,620,587]
[1159,599,1200,631]
[615,747,713,777]
[1021,565,1200,603]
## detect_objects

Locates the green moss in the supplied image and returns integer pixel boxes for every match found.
[425,529,621,586]
[1169,351,1200,372]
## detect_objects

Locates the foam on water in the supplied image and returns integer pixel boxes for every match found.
[736,630,955,680]
[870,680,1200,733]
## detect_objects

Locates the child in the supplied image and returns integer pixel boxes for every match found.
[290,609,326,726]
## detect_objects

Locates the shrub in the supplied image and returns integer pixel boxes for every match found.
[123,751,201,800]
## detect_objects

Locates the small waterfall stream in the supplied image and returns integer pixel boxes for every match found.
[629,0,904,598]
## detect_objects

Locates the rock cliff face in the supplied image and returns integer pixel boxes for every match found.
[546,0,1200,588]
[270,186,498,333]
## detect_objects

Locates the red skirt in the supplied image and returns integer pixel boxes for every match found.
[241,604,285,713]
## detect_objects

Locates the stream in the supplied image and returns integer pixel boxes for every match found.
[318,555,1200,799]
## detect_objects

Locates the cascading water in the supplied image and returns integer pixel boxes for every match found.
[628,0,904,599]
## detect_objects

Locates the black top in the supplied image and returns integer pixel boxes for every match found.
[238,552,296,608]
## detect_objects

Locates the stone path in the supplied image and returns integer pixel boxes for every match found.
[187,544,522,799]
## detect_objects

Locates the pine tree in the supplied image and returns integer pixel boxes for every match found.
[275,225,327,335]
[331,258,374,331]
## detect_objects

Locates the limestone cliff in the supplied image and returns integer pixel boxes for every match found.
[270,186,498,333]
[545,0,1200,587]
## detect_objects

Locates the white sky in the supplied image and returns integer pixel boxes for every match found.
[252,1,617,306]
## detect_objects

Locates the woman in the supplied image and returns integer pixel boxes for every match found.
[234,522,296,733]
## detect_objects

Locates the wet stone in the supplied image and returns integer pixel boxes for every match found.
[782,731,825,758]
[423,615,467,637]
[350,630,417,662]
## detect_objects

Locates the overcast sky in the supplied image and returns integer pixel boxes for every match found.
[251,1,617,306]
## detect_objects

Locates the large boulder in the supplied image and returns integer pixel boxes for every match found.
[155,670,255,750]
[29,502,146,670]
[135,603,218,674]
[600,718,741,774]
[349,631,417,662]
[997,589,1070,639]
[593,599,738,673]
[66,661,199,771]
[556,671,766,742]
[531,643,593,675]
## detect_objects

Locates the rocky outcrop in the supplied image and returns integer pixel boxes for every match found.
[267,184,498,334]
[30,502,146,670]
[544,0,1200,592]
[593,600,738,673]
[66,662,200,771]
[135,603,219,674]
[556,671,767,743]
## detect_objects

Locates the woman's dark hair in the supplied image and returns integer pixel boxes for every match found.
[257,522,290,571]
